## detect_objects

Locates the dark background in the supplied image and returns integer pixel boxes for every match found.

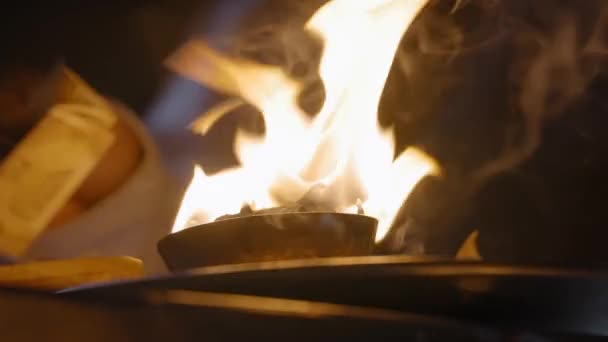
[0,0,203,114]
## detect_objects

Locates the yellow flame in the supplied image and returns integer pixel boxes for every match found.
[169,0,436,241]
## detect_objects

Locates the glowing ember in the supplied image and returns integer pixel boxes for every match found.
[168,0,438,241]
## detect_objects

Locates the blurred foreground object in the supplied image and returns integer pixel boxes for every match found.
[0,65,175,273]
[0,256,143,291]
[0,67,117,258]
[23,85,176,274]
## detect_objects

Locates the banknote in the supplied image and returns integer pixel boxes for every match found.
[0,67,117,258]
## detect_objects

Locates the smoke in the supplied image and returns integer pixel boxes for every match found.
[171,1,608,247]
[373,0,608,253]
[384,0,608,190]
[219,0,326,118]
[471,2,608,186]
[187,0,608,186]
[228,4,323,77]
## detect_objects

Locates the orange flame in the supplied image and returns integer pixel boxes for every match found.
[168,0,437,241]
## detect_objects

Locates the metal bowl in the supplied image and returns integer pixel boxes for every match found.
[158,212,377,271]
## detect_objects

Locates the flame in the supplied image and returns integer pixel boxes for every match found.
[169,0,437,241]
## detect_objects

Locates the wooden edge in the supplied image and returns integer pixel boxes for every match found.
[0,256,144,291]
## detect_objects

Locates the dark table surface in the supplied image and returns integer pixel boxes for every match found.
[57,256,608,339]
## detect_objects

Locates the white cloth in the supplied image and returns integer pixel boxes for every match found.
[26,102,179,274]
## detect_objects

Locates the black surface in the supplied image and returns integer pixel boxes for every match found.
[0,287,500,341]
[64,256,608,337]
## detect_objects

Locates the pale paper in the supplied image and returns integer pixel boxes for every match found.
[0,67,117,257]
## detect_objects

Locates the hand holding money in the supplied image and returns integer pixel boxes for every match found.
[0,65,143,268]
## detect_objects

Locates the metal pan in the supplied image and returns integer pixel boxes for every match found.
[158,212,377,271]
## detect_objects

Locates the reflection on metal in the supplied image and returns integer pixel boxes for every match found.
[145,289,491,331]
[158,213,377,271]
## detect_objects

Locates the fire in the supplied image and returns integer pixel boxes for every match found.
[168,0,437,241]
